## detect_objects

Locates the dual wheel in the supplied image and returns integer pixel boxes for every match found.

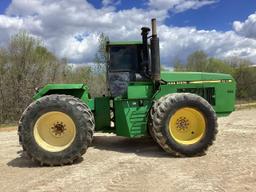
[149,93,218,156]
[19,93,217,166]
[19,95,95,166]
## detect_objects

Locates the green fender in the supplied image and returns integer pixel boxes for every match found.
[33,84,94,110]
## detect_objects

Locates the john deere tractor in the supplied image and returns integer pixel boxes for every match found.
[19,19,236,166]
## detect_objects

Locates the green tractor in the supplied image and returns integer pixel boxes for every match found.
[19,19,236,166]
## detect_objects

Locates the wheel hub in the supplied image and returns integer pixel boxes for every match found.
[169,107,206,145]
[33,111,76,152]
[51,122,67,137]
[176,116,190,132]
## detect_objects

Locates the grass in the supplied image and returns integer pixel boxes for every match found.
[236,99,256,105]
[235,102,256,110]
[0,124,17,129]
[235,99,256,110]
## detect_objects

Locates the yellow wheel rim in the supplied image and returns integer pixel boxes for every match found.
[33,111,76,152]
[169,107,206,145]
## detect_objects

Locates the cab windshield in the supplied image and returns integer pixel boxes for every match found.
[109,45,141,72]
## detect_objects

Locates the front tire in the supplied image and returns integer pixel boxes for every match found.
[18,95,94,166]
[152,93,217,156]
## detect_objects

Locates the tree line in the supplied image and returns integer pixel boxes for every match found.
[173,50,256,101]
[0,32,255,124]
[0,32,107,124]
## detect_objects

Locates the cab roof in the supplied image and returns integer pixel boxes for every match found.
[107,41,142,46]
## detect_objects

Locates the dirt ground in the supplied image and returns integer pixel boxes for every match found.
[0,109,255,192]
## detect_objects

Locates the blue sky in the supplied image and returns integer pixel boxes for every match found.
[0,0,256,66]
[1,0,256,31]
[168,0,256,31]
[0,0,11,13]
[88,0,256,31]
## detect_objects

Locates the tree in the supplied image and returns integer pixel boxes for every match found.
[173,58,185,71]
[233,62,256,99]
[187,50,208,72]
[0,48,7,122]
[64,65,92,84]
[207,58,234,74]
[173,50,256,100]
[0,31,67,123]
[94,33,109,73]
[91,33,109,97]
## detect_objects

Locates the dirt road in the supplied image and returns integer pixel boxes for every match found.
[0,109,255,192]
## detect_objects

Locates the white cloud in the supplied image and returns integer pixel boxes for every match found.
[102,0,113,7]
[0,0,255,66]
[148,0,217,12]
[102,0,121,7]
[60,33,99,63]
[0,14,42,47]
[2,0,168,63]
[0,15,22,28]
[233,12,256,39]
[159,26,256,66]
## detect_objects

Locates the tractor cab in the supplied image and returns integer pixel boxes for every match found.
[106,23,160,97]
[106,42,145,96]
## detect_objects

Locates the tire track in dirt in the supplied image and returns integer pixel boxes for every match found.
[0,109,255,192]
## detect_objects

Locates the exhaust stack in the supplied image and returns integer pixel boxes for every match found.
[150,18,161,81]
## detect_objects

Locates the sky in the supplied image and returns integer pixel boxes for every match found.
[0,0,256,67]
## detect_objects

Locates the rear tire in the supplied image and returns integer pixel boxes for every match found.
[152,93,217,156]
[148,95,169,143]
[18,94,94,166]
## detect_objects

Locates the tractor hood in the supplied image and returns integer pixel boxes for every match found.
[161,71,234,82]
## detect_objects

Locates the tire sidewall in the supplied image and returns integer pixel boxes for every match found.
[21,96,89,164]
[161,95,216,155]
